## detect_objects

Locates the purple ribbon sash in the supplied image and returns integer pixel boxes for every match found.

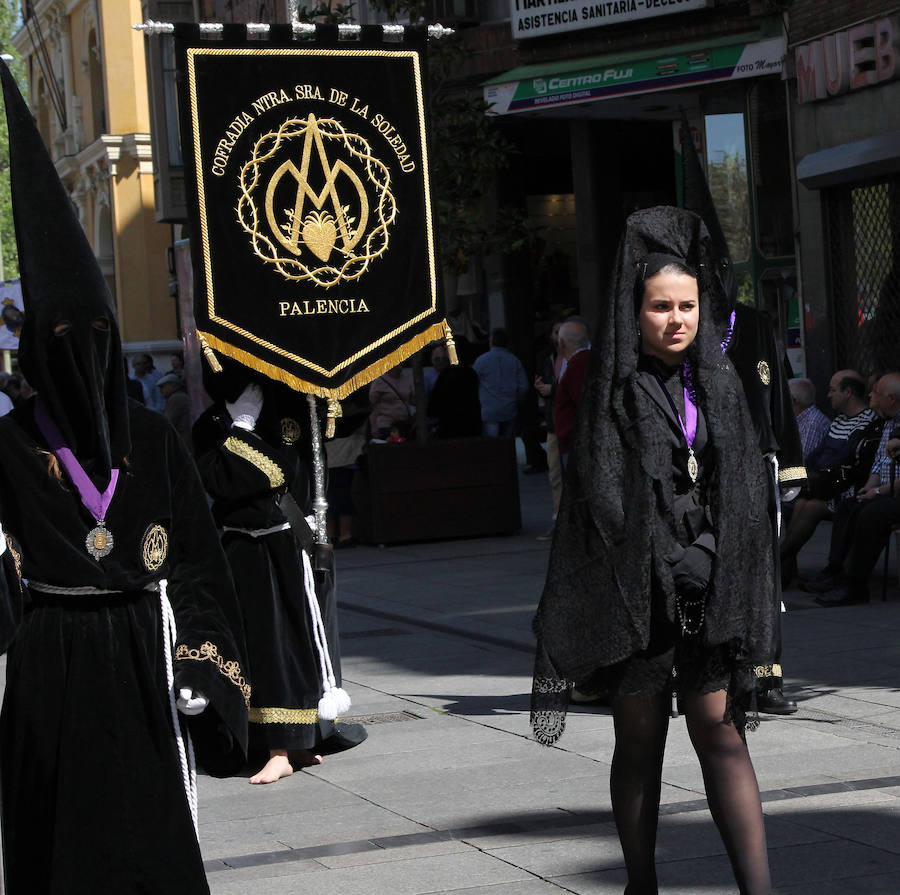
[655,360,698,449]
[34,398,119,522]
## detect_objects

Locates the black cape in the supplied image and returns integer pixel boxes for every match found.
[0,400,250,895]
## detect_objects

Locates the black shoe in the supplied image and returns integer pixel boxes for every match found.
[800,573,842,594]
[814,586,869,607]
[781,555,798,590]
[757,688,798,715]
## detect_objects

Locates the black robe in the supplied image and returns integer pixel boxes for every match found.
[194,404,364,756]
[727,305,807,689]
[0,399,249,895]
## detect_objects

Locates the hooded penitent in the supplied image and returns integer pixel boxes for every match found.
[531,206,776,745]
[0,61,129,477]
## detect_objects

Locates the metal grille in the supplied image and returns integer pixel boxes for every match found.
[826,176,900,377]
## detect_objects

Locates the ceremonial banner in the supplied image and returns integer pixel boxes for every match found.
[174,24,447,400]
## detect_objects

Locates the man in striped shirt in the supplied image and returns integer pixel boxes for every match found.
[780,370,879,586]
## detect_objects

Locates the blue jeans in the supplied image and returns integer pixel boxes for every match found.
[482,420,515,438]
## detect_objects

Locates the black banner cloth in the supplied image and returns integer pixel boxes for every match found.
[175,24,447,399]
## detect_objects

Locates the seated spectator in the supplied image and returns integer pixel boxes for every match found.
[426,343,481,438]
[790,377,831,461]
[473,327,528,438]
[369,364,413,439]
[780,369,881,586]
[802,372,900,604]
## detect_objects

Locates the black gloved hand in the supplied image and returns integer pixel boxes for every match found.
[670,544,713,595]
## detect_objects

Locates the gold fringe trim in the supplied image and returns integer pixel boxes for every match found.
[753,663,783,679]
[197,320,450,402]
[224,436,285,488]
[778,466,807,483]
[175,641,251,707]
[444,320,458,365]
[326,398,342,439]
[249,706,319,725]
[198,332,223,373]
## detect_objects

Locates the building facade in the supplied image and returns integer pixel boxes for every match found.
[13,0,178,358]
[788,1,900,388]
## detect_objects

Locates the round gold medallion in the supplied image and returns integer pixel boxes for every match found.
[141,524,169,572]
[757,360,771,385]
[281,417,301,445]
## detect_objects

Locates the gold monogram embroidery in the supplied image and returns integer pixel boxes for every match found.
[141,524,168,572]
[224,436,285,488]
[757,360,771,385]
[281,417,301,445]
[175,641,251,707]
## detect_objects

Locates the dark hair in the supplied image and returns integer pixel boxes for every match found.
[491,328,509,348]
[633,259,698,312]
[839,375,865,399]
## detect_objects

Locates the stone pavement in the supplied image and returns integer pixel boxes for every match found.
[2,466,899,894]
[196,470,900,895]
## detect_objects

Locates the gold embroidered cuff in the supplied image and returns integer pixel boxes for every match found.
[753,663,783,679]
[175,641,251,707]
[249,706,320,725]
[778,466,807,484]
[224,436,285,488]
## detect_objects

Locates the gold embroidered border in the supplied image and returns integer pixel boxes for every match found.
[201,319,450,402]
[778,466,807,483]
[186,46,438,378]
[249,706,319,725]
[175,641,251,707]
[753,663,783,679]
[224,436,285,488]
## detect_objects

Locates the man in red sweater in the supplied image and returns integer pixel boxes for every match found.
[553,320,592,473]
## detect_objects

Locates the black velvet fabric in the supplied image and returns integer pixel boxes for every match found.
[0,62,129,477]
[531,207,775,745]
[174,24,443,395]
[0,400,250,894]
[194,397,365,755]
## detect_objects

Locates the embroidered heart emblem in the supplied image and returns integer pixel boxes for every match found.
[302,213,337,262]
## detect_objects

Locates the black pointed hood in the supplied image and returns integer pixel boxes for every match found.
[680,110,736,322]
[1,60,130,475]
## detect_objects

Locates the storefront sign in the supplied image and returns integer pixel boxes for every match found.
[485,37,784,115]
[795,16,900,104]
[510,0,712,39]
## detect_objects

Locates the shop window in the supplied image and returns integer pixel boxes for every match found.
[826,176,900,377]
[704,113,750,263]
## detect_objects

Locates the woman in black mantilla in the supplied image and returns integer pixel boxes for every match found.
[532,207,776,895]
[0,61,249,894]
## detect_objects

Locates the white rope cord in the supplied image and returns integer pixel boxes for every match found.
[221,522,290,538]
[0,526,6,557]
[160,580,199,840]
[300,549,350,720]
[133,20,454,39]
[770,455,787,614]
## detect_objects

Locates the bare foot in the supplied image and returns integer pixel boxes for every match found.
[293,748,323,768]
[249,751,294,784]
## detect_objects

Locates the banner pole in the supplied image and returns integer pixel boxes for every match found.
[307,393,329,546]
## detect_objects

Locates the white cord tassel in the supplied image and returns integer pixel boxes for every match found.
[300,549,351,720]
[160,580,199,839]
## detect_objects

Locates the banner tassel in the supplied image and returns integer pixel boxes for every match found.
[444,321,458,366]
[198,333,222,373]
[325,398,342,439]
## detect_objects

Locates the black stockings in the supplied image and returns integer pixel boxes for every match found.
[611,690,771,895]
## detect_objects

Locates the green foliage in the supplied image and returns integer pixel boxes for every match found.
[707,149,751,265]
[0,0,24,280]
[370,0,529,272]
[294,2,356,24]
